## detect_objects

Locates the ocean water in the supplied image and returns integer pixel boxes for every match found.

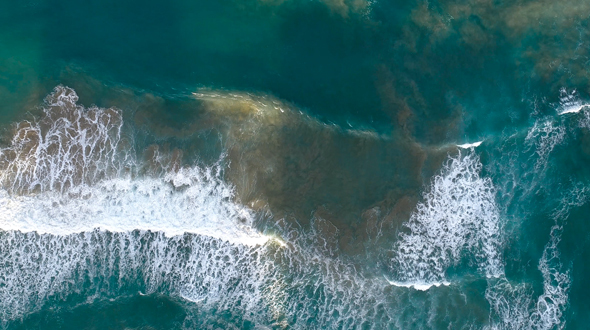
[1,0,590,329]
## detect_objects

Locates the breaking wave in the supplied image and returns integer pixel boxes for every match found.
[389,151,503,289]
[0,86,264,244]
[0,86,402,329]
[0,85,582,329]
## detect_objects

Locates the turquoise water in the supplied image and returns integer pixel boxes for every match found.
[1,0,590,329]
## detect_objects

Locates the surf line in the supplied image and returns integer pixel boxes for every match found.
[383,275,451,291]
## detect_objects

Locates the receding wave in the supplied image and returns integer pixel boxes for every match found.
[485,224,571,330]
[481,118,585,330]
[389,150,503,287]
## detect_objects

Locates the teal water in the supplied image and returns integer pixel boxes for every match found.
[1,0,590,329]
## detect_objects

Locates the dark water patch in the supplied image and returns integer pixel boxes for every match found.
[10,294,187,330]
[3,0,590,145]
[0,0,391,131]
[565,204,590,330]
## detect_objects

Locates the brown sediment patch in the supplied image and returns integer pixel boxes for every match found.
[458,20,493,51]
[55,65,137,109]
[349,195,421,252]
[384,195,418,227]
[374,64,463,144]
[409,2,454,45]
[46,66,212,141]
[142,144,184,175]
[421,142,459,179]
[259,0,371,18]
[133,93,212,139]
[309,209,341,256]
[372,0,590,144]
[406,0,590,44]
[402,0,590,88]
[374,65,419,136]
[499,0,590,91]
[193,89,453,256]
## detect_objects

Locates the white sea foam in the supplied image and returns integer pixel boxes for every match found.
[389,151,503,286]
[1,85,577,329]
[0,86,132,194]
[557,88,589,115]
[0,227,407,328]
[457,140,483,149]
[531,226,570,330]
[0,169,268,246]
[577,106,590,129]
[0,85,267,246]
[525,120,566,171]
[484,184,579,330]
[0,86,405,329]
[384,276,451,291]
[559,106,587,115]
[0,230,275,325]
[485,225,570,330]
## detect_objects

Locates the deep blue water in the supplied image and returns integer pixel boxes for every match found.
[1,0,590,329]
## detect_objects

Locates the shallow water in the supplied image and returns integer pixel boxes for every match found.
[1,0,590,329]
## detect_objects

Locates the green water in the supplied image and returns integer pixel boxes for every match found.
[1,0,590,329]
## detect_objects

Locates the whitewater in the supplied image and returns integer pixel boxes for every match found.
[0,86,583,329]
